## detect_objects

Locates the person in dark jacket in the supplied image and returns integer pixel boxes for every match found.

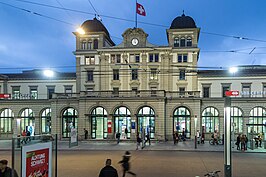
[236,134,241,150]
[99,159,118,177]
[118,151,136,177]
[0,160,18,177]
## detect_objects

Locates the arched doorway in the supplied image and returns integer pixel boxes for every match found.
[20,108,35,135]
[91,107,108,139]
[41,108,51,134]
[0,108,14,134]
[231,107,243,134]
[114,106,131,139]
[248,107,266,134]
[137,106,155,139]
[202,107,219,133]
[62,108,78,138]
[173,106,191,138]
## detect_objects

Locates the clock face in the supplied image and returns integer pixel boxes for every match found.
[131,38,139,46]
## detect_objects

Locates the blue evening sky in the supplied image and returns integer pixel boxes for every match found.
[0,0,266,73]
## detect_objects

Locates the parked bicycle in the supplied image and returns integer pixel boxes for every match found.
[209,138,222,145]
[204,170,221,177]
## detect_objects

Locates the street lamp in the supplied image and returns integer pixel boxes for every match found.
[224,97,231,177]
[229,67,238,74]
[43,70,54,77]
[76,27,85,35]
[194,115,198,149]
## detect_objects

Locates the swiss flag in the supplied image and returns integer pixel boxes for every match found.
[136,3,146,16]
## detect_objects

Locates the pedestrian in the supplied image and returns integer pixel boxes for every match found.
[0,160,18,177]
[26,129,31,142]
[236,134,241,150]
[244,135,248,150]
[241,134,246,151]
[118,151,137,177]
[21,130,27,144]
[144,132,151,146]
[201,132,205,144]
[125,128,128,139]
[136,134,142,150]
[196,130,201,144]
[84,128,88,140]
[182,128,186,141]
[116,132,121,144]
[173,132,177,145]
[98,159,118,177]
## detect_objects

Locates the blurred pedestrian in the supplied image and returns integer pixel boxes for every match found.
[241,134,246,151]
[118,151,136,177]
[144,132,151,146]
[236,134,241,150]
[84,128,88,140]
[116,132,121,144]
[125,128,128,139]
[173,132,177,145]
[99,159,118,177]
[196,130,201,144]
[136,134,142,150]
[201,132,205,144]
[0,159,18,177]
[21,130,27,144]
[26,129,31,142]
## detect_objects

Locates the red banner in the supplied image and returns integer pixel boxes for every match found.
[0,94,11,98]
[108,121,112,133]
[225,90,239,96]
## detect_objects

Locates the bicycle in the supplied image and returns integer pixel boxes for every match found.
[209,138,222,145]
[204,170,221,177]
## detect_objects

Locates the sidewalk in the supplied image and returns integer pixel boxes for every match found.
[0,139,265,153]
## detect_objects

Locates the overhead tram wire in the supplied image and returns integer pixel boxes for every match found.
[6,0,266,43]
[86,0,101,21]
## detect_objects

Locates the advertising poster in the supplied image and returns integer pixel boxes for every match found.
[22,142,52,177]
[69,128,78,147]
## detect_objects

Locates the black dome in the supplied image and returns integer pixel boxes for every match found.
[170,13,196,29]
[81,18,110,38]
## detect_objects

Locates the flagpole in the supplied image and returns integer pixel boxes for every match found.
[135,0,137,28]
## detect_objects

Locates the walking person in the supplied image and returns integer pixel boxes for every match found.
[118,151,137,177]
[21,130,27,144]
[244,135,248,150]
[116,132,121,144]
[173,132,177,145]
[241,134,246,151]
[0,160,18,177]
[201,131,205,144]
[99,159,118,177]
[236,134,241,150]
[144,132,151,146]
[136,134,142,150]
[26,129,31,142]
[125,128,128,139]
[196,130,201,144]
[84,128,88,140]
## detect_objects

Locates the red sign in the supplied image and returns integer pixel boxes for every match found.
[0,94,11,98]
[26,148,49,177]
[225,90,239,96]
[107,121,112,133]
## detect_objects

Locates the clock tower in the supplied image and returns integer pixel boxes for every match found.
[121,28,149,47]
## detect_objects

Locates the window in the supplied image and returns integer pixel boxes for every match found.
[231,107,243,133]
[87,70,94,81]
[111,54,121,63]
[64,86,73,96]
[248,107,266,134]
[187,37,192,47]
[179,87,185,96]
[113,87,119,96]
[81,41,86,49]
[85,56,95,65]
[177,54,188,63]
[203,86,210,98]
[30,87,38,99]
[87,42,92,49]
[180,38,186,47]
[91,107,108,139]
[47,86,55,99]
[62,108,78,138]
[242,83,251,97]
[149,54,159,62]
[173,107,191,138]
[179,70,185,80]
[202,107,219,133]
[20,108,35,134]
[132,69,138,80]
[150,68,158,80]
[41,108,51,134]
[114,107,131,139]
[12,86,20,99]
[93,39,98,49]
[174,38,180,47]
[263,84,266,97]
[222,85,230,97]
[130,54,140,63]
[113,69,119,80]
[0,108,14,133]
[137,107,155,139]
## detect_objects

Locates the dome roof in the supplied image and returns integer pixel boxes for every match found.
[81,18,111,37]
[170,13,196,29]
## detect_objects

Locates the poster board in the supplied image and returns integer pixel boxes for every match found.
[21,142,52,177]
[69,128,78,147]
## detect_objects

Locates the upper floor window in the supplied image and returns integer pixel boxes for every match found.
[12,86,20,99]
[263,84,266,97]
[149,54,159,62]
[93,39,98,49]
[242,83,251,97]
[187,37,192,47]
[47,86,55,99]
[132,69,138,80]
[87,70,94,82]
[222,84,231,97]
[178,54,188,63]
[174,38,180,47]
[179,87,185,96]
[64,86,73,95]
[130,54,140,63]
[150,68,158,80]
[179,70,186,80]
[29,86,38,99]
[203,86,210,98]
[113,69,119,80]
[111,54,121,63]
[85,56,95,65]
[87,42,92,49]
[81,41,86,50]
[180,37,186,47]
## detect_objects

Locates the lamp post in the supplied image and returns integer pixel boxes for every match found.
[224,96,231,177]
[194,115,198,149]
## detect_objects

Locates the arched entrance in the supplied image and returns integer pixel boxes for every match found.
[137,106,155,139]
[20,108,35,135]
[62,108,78,138]
[41,108,51,134]
[0,108,14,134]
[173,106,191,138]
[114,106,131,139]
[91,107,108,139]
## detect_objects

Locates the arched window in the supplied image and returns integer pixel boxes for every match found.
[91,107,108,139]
[202,107,219,133]
[114,107,131,139]
[186,37,192,47]
[0,108,14,133]
[93,39,98,49]
[137,106,155,139]
[173,107,191,138]
[231,107,243,133]
[180,37,186,47]
[41,108,51,134]
[249,107,266,133]
[174,38,180,47]
[81,40,86,50]
[62,108,78,138]
[20,108,35,135]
